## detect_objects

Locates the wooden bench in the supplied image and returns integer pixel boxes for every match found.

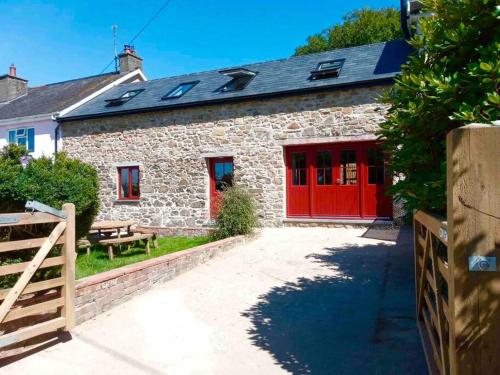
[97,233,154,260]
[77,239,92,256]
[130,227,159,248]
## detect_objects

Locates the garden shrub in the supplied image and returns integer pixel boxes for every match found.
[0,144,100,239]
[0,144,99,288]
[212,186,258,240]
[378,0,499,215]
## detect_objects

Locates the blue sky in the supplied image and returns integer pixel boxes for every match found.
[0,0,399,86]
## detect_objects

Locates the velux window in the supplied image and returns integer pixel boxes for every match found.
[310,59,345,80]
[162,81,198,100]
[105,89,144,107]
[8,128,35,152]
[118,166,140,200]
[218,68,256,92]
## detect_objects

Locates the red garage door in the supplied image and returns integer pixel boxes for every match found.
[286,142,392,219]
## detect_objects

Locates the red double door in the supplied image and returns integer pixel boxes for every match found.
[286,142,392,219]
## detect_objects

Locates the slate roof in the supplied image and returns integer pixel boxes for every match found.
[0,72,125,121]
[61,40,412,121]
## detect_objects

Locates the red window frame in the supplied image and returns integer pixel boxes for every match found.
[117,166,140,200]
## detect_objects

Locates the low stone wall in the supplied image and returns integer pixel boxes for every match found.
[74,234,248,324]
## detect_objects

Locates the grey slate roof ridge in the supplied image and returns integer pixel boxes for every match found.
[42,72,119,87]
[139,40,400,85]
[0,72,125,121]
[59,39,412,121]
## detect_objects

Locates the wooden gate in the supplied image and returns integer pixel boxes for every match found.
[0,203,75,350]
[414,124,500,375]
[414,210,450,375]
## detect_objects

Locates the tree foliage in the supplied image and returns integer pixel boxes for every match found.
[294,7,403,56]
[378,0,500,214]
[0,144,100,239]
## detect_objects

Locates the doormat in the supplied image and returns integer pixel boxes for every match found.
[361,222,400,242]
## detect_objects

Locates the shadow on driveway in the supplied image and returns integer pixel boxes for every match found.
[242,227,427,375]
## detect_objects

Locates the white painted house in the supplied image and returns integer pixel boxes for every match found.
[0,46,146,157]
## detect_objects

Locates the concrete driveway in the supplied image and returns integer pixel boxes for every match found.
[2,227,426,375]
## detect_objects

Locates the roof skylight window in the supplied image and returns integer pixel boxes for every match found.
[310,59,345,80]
[105,89,144,107]
[162,81,199,100]
[218,68,257,92]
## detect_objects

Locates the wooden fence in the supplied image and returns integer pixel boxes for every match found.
[0,203,75,350]
[414,124,500,375]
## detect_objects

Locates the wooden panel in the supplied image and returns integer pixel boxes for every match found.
[0,277,64,300]
[424,291,439,330]
[3,297,64,323]
[61,203,76,331]
[422,309,443,375]
[0,212,63,228]
[447,125,500,375]
[334,146,360,217]
[90,220,137,230]
[0,317,65,349]
[437,257,449,283]
[0,222,66,323]
[417,321,441,375]
[442,298,449,322]
[0,236,65,253]
[286,149,310,216]
[0,256,64,277]
[414,211,447,245]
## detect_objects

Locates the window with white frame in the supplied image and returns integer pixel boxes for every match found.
[8,128,35,152]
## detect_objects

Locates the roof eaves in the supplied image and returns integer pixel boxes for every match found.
[59,77,394,123]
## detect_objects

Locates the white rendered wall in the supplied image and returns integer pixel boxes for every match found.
[0,118,58,158]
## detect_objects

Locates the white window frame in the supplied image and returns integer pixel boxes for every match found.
[8,127,35,152]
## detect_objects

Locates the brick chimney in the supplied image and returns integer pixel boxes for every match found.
[118,45,143,74]
[0,64,28,103]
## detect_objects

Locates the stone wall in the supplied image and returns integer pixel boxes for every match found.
[75,234,248,324]
[62,85,389,227]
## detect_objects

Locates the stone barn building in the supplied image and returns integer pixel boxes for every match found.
[58,40,412,228]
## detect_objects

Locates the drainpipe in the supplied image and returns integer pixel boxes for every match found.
[52,113,60,155]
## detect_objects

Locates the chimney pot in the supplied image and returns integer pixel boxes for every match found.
[9,64,16,77]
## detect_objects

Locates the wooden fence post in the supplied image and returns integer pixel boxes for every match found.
[446,124,500,375]
[61,203,76,330]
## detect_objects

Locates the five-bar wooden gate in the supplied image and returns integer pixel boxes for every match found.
[414,124,500,375]
[0,203,75,350]
[414,210,450,375]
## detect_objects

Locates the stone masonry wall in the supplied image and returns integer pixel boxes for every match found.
[62,85,389,227]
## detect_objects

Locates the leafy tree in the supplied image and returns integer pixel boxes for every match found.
[0,144,100,239]
[294,7,403,55]
[378,0,499,214]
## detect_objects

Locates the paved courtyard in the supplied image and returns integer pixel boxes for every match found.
[3,227,426,375]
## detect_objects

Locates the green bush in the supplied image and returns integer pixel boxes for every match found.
[377,0,499,214]
[212,186,258,240]
[0,144,100,239]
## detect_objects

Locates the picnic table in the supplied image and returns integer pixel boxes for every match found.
[88,220,157,260]
[90,220,137,237]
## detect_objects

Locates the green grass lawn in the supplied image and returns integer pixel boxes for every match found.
[76,236,211,279]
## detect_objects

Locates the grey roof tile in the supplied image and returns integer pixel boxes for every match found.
[61,40,412,120]
[0,72,125,120]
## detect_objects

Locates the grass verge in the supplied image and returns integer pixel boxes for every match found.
[76,236,211,279]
